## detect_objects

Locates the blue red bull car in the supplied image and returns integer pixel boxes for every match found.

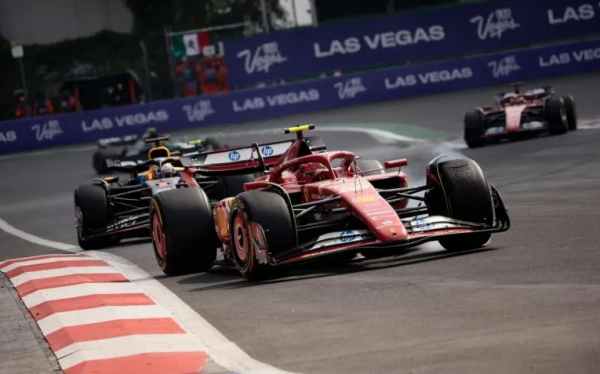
[464,82,577,148]
[149,125,510,281]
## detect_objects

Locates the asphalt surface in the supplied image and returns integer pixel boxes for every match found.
[1,71,600,374]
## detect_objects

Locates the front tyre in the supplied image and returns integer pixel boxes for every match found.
[92,151,108,174]
[229,190,296,281]
[425,158,494,252]
[464,110,486,149]
[74,185,114,250]
[545,97,568,135]
[562,96,577,131]
[150,188,219,276]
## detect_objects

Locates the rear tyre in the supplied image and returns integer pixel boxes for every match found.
[545,97,568,135]
[74,185,113,250]
[92,151,108,174]
[353,159,384,176]
[425,159,493,252]
[220,174,255,198]
[204,137,225,150]
[562,96,577,131]
[464,110,486,148]
[229,190,296,281]
[150,188,219,276]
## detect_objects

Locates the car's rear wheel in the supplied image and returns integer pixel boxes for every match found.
[545,97,568,135]
[220,174,255,198]
[74,185,114,250]
[562,96,577,131]
[464,110,486,148]
[229,190,296,281]
[425,158,493,252]
[150,188,219,275]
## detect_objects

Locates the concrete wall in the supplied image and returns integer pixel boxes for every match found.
[0,0,133,45]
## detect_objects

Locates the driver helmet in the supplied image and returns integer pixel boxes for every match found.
[157,163,176,178]
[142,128,158,140]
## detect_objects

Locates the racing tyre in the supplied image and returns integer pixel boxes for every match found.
[220,174,255,198]
[74,185,113,250]
[92,151,108,174]
[229,190,296,281]
[353,159,384,176]
[545,97,568,135]
[562,96,577,131]
[204,137,226,151]
[464,110,486,148]
[425,158,493,252]
[150,188,219,276]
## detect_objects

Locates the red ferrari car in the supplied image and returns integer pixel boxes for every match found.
[150,125,510,280]
[464,82,577,148]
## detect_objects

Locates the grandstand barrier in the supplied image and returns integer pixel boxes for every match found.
[1,37,600,155]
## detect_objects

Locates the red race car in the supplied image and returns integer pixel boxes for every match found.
[464,82,577,148]
[150,125,510,281]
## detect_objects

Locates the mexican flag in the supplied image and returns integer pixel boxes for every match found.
[172,31,211,57]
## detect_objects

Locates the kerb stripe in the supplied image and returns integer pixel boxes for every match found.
[30,293,155,321]
[16,273,129,297]
[63,352,208,374]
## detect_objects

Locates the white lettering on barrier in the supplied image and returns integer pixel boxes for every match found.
[81,110,169,133]
[183,100,215,122]
[0,131,17,142]
[238,42,288,74]
[488,55,521,78]
[31,120,63,142]
[548,4,596,25]
[539,48,600,68]
[313,26,444,58]
[232,89,320,112]
[470,8,520,40]
[334,77,367,100]
[385,67,472,90]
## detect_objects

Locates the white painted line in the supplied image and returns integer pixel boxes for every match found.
[56,334,203,370]
[38,305,173,335]
[10,266,119,287]
[0,217,297,374]
[0,218,80,252]
[22,282,145,308]
[1,255,91,273]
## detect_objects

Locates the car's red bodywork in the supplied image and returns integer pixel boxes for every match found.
[180,129,505,266]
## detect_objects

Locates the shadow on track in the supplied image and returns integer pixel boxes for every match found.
[178,245,501,292]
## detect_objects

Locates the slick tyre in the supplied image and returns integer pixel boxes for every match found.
[229,190,296,281]
[92,151,108,174]
[204,137,225,151]
[464,110,486,148]
[74,185,113,250]
[562,95,577,131]
[425,159,494,252]
[220,174,256,198]
[545,97,568,135]
[150,188,219,276]
[353,159,384,176]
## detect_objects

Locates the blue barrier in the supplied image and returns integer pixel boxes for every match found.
[222,0,600,87]
[1,37,600,155]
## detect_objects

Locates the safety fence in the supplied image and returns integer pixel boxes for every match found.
[1,37,600,155]
[221,0,600,87]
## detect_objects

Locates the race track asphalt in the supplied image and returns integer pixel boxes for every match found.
[1,71,600,374]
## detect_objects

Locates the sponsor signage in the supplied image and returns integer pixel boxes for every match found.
[1,37,600,155]
[221,0,600,86]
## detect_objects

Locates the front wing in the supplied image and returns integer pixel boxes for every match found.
[272,185,510,266]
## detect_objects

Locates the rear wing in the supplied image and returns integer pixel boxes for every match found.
[106,157,182,175]
[181,136,327,176]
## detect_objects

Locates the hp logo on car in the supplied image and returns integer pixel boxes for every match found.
[261,145,274,156]
[228,151,241,161]
[339,230,356,243]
